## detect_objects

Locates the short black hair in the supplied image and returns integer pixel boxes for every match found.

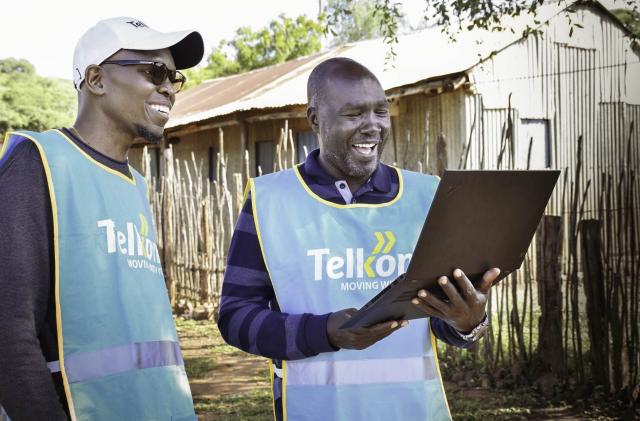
[307,57,381,108]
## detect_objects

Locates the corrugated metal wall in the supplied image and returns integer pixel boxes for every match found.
[390,90,467,173]
[462,7,637,192]
[460,4,640,261]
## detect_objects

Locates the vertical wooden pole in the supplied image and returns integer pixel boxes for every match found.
[435,133,447,177]
[238,115,248,176]
[579,219,609,390]
[535,216,564,378]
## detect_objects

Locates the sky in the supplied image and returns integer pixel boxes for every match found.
[0,0,630,81]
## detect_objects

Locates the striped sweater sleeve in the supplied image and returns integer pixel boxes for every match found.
[217,194,336,360]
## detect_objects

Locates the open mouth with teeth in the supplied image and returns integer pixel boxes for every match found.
[352,143,378,156]
[149,104,171,116]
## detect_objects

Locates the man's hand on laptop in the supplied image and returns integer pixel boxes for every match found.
[411,268,500,334]
[327,308,408,350]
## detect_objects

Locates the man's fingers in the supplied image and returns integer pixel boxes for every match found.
[411,296,446,319]
[415,289,449,314]
[438,276,464,306]
[452,269,476,300]
[366,319,407,337]
[366,319,402,336]
[480,268,500,294]
[345,319,407,349]
[344,308,358,318]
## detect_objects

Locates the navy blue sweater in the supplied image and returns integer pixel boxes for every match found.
[0,128,130,420]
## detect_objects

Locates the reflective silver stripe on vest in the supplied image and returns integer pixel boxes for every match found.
[286,356,437,386]
[47,340,183,383]
[47,360,61,373]
[273,366,283,378]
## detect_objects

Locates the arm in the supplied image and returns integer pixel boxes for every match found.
[430,317,476,349]
[0,140,68,419]
[217,195,336,360]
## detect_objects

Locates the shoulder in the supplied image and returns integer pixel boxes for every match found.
[0,134,45,175]
[252,167,297,186]
[395,167,440,184]
[0,134,49,208]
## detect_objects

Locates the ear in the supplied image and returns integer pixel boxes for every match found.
[307,107,319,133]
[83,65,106,96]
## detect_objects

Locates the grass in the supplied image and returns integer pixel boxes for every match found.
[176,318,219,338]
[445,383,547,420]
[194,389,273,421]
[184,357,216,379]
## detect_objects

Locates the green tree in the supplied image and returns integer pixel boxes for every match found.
[612,8,640,37]
[0,58,76,139]
[324,0,403,44]
[0,58,36,74]
[184,14,324,89]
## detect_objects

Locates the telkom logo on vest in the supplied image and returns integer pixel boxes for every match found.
[97,214,162,274]
[307,231,411,281]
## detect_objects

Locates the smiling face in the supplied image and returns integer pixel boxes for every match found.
[99,48,176,143]
[308,61,390,188]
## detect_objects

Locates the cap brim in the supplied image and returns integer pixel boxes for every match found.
[169,32,205,70]
[125,30,205,69]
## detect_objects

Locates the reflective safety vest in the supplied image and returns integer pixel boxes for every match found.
[1,130,195,421]
[251,166,451,421]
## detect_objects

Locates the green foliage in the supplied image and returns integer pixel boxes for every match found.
[184,14,324,89]
[612,8,640,38]
[323,0,387,44]
[324,0,406,63]
[0,58,35,74]
[0,58,76,139]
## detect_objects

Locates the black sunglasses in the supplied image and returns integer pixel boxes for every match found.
[101,60,187,92]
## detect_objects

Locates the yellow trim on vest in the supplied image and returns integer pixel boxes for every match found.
[0,132,11,159]
[51,129,136,185]
[268,360,277,421]
[282,360,288,421]
[430,332,452,419]
[11,132,79,421]
[243,180,251,203]
[292,164,404,208]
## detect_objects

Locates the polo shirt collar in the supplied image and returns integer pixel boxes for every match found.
[304,149,392,193]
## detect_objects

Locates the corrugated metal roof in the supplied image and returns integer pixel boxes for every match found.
[167,1,569,129]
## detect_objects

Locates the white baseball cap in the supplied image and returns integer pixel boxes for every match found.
[73,17,204,89]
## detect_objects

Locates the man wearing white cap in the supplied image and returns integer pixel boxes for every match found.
[0,17,204,420]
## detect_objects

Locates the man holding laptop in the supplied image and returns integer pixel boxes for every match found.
[218,57,499,420]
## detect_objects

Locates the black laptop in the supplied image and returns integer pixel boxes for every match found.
[340,169,560,329]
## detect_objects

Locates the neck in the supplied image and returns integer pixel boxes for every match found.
[317,153,369,194]
[72,112,132,162]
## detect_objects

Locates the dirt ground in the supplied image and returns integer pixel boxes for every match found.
[176,319,634,421]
